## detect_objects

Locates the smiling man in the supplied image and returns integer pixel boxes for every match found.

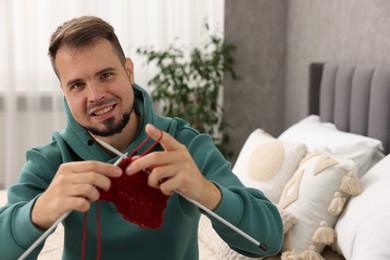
[0,16,283,259]
[56,39,138,149]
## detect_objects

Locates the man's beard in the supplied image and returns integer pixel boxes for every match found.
[86,109,132,137]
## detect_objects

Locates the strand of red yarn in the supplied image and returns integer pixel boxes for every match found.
[82,212,87,259]
[82,133,162,259]
[96,201,101,259]
[81,202,101,260]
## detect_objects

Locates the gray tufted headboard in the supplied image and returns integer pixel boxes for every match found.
[308,62,390,155]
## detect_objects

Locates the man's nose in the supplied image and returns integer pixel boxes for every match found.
[86,83,105,103]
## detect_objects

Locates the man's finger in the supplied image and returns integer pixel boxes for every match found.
[145,124,182,151]
[65,161,122,177]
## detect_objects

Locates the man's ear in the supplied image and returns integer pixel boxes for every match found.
[125,58,135,84]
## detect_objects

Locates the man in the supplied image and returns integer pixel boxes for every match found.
[0,16,283,259]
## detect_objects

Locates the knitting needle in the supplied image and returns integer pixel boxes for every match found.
[18,212,70,260]
[95,138,268,251]
[175,191,267,251]
[96,139,128,163]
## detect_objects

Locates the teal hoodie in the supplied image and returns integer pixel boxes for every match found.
[0,84,283,259]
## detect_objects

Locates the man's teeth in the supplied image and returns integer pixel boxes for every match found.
[94,106,113,116]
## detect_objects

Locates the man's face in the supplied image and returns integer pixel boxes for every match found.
[55,39,135,137]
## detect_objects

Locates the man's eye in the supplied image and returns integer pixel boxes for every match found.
[101,72,113,79]
[71,82,85,90]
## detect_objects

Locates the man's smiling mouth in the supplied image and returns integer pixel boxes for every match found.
[93,105,114,116]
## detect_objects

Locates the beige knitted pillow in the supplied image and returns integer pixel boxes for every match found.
[278,149,360,259]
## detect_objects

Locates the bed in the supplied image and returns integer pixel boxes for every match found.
[308,62,389,154]
[198,62,390,259]
[1,62,390,259]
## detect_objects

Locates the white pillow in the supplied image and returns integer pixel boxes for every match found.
[278,149,360,256]
[278,115,383,178]
[335,154,390,260]
[232,129,307,203]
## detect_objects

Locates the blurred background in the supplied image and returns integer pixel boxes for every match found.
[0,0,224,187]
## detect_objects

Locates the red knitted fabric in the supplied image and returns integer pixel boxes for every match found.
[82,136,168,259]
[99,156,169,229]
[99,136,169,229]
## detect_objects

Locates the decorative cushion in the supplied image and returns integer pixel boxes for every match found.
[278,149,360,257]
[335,154,390,260]
[198,206,296,260]
[278,115,384,177]
[233,129,307,203]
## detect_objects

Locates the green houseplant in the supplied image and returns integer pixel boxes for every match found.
[136,24,238,157]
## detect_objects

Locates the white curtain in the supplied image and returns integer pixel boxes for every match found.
[0,0,225,188]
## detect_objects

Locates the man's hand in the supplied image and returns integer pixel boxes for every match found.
[32,161,122,229]
[126,124,222,211]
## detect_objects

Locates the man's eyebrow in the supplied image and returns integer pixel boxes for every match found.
[66,78,82,87]
[96,67,116,77]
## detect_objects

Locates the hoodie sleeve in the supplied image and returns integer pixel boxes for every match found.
[0,147,61,260]
[207,184,283,257]
[0,192,46,260]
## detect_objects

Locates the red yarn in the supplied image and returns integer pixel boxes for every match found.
[96,201,101,259]
[82,134,169,259]
[82,212,87,259]
[99,135,169,228]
